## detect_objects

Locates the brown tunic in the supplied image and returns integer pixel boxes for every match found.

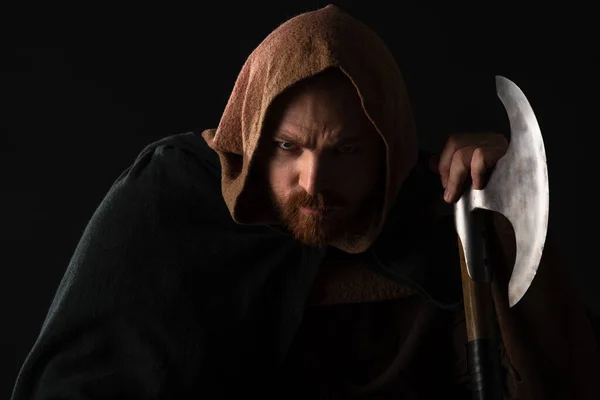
[277,249,471,399]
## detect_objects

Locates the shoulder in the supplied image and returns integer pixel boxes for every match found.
[98,131,231,229]
[121,131,221,189]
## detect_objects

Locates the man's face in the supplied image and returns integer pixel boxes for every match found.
[257,72,385,247]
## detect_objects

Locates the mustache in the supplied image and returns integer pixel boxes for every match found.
[288,190,344,211]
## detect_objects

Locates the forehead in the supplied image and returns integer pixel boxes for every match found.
[269,69,375,137]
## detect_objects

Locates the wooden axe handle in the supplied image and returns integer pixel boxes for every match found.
[458,234,503,400]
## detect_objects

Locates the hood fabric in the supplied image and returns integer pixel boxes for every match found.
[202,4,419,254]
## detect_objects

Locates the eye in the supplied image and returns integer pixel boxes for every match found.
[275,141,297,150]
[338,145,357,154]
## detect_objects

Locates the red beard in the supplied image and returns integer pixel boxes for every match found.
[274,190,353,248]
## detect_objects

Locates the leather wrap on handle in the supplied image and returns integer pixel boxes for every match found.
[466,338,503,400]
[458,234,503,400]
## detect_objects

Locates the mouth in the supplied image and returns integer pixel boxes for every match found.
[300,207,329,217]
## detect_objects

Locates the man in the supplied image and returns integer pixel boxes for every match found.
[11,5,600,399]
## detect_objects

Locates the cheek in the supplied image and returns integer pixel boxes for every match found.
[347,160,381,194]
[348,149,383,182]
[267,161,294,200]
[329,158,381,209]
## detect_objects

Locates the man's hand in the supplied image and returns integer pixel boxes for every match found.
[431,132,509,203]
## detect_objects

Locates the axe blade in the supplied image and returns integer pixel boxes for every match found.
[455,76,550,307]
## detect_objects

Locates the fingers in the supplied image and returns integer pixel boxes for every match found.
[470,142,508,189]
[444,149,470,203]
[445,146,501,202]
[437,135,459,189]
[470,147,488,190]
[439,133,509,203]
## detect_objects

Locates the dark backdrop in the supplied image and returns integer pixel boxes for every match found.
[5,2,585,397]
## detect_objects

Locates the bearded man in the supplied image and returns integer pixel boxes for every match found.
[11,5,600,399]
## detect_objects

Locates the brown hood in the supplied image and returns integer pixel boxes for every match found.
[202,4,418,253]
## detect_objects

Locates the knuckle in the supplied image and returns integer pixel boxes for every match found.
[490,131,508,146]
[453,147,471,164]
[450,158,468,180]
[472,146,486,161]
[446,134,459,148]
[471,152,487,174]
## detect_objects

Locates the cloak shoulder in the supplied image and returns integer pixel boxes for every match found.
[11,132,325,398]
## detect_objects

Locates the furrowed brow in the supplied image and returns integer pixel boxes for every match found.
[334,135,362,144]
[274,126,363,147]
[273,129,309,145]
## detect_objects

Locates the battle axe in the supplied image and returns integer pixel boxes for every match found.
[454,76,549,399]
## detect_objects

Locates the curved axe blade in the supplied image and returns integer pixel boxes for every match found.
[454,76,550,307]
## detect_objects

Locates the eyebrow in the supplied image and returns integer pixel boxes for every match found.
[274,128,362,146]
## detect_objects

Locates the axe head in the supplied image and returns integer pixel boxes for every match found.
[454,76,550,307]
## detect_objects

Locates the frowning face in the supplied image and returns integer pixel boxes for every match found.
[256,68,386,248]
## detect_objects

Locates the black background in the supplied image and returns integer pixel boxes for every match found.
[5,1,586,396]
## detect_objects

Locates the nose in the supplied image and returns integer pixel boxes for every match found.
[298,152,327,196]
